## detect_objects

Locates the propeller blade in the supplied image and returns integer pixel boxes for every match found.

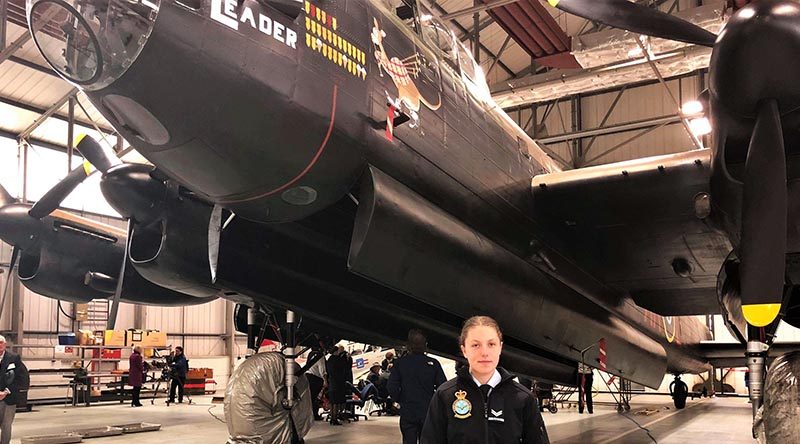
[0,246,19,322]
[107,220,133,329]
[75,134,121,174]
[0,184,14,207]
[548,0,717,48]
[740,99,786,327]
[28,161,94,219]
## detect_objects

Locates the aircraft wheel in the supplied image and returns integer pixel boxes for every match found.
[624,404,631,411]
[617,404,624,413]
[548,405,558,414]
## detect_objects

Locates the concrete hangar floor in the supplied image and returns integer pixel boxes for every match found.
[10,394,755,443]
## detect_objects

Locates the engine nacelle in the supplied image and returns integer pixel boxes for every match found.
[129,195,220,297]
[19,248,113,303]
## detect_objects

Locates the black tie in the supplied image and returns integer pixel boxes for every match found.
[480,384,492,402]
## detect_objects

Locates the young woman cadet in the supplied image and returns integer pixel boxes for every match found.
[420,316,550,444]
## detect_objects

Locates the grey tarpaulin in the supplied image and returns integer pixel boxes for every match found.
[225,352,313,444]
[754,351,800,443]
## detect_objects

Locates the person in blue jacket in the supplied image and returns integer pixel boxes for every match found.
[389,329,447,444]
[168,346,189,404]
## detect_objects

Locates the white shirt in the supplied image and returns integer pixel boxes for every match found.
[471,369,501,397]
[307,356,327,379]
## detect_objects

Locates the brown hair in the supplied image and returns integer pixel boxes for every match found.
[459,316,503,345]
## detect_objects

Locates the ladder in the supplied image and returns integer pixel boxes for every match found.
[85,299,110,331]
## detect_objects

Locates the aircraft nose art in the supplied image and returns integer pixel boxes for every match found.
[27,0,161,91]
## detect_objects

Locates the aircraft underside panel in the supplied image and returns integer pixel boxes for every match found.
[348,166,669,388]
[215,203,579,384]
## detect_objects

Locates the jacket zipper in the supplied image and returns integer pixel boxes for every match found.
[484,391,490,443]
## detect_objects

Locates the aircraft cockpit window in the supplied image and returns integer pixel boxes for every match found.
[418,9,456,65]
[455,40,491,101]
[27,0,161,90]
[455,41,478,83]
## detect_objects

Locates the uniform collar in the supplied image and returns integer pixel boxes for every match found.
[470,369,501,389]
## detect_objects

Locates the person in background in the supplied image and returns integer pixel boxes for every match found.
[128,346,144,407]
[382,351,396,372]
[420,316,549,444]
[305,349,327,420]
[168,346,189,404]
[0,335,28,444]
[577,362,593,414]
[367,363,385,392]
[326,345,350,425]
[388,330,446,444]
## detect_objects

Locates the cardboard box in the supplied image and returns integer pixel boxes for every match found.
[104,330,126,346]
[75,303,89,322]
[141,331,167,348]
[126,329,144,345]
[76,330,94,345]
[126,329,167,348]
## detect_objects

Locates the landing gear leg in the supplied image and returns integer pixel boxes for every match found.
[670,375,688,409]
[746,340,768,437]
[282,310,298,410]
[246,307,258,356]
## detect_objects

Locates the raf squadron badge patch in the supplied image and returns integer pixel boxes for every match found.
[452,390,472,419]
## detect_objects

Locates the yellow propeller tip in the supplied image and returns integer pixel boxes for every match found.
[547,0,560,6]
[742,303,781,327]
[75,133,88,145]
[82,160,94,176]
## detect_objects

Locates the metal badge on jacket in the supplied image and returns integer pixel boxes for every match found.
[452,390,472,419]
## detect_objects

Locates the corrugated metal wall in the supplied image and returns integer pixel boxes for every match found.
[145,299,228,357]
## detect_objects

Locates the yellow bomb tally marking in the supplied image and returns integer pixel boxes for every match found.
[304,1,366,80]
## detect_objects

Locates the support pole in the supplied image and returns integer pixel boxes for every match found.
[246,307,257,356]
[67,96,75,171]
[473,0,480,64]
[225,301,236,379]
[0,0,7,51]
[283,310,297,409]
[10,272,21,345]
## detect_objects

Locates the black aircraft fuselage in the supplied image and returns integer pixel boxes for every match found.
[24,0,721,387]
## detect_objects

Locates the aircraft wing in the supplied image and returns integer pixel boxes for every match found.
[531,149,732,317]
[698,342,800,368]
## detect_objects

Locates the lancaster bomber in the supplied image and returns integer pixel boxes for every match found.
[13,0,800,425]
